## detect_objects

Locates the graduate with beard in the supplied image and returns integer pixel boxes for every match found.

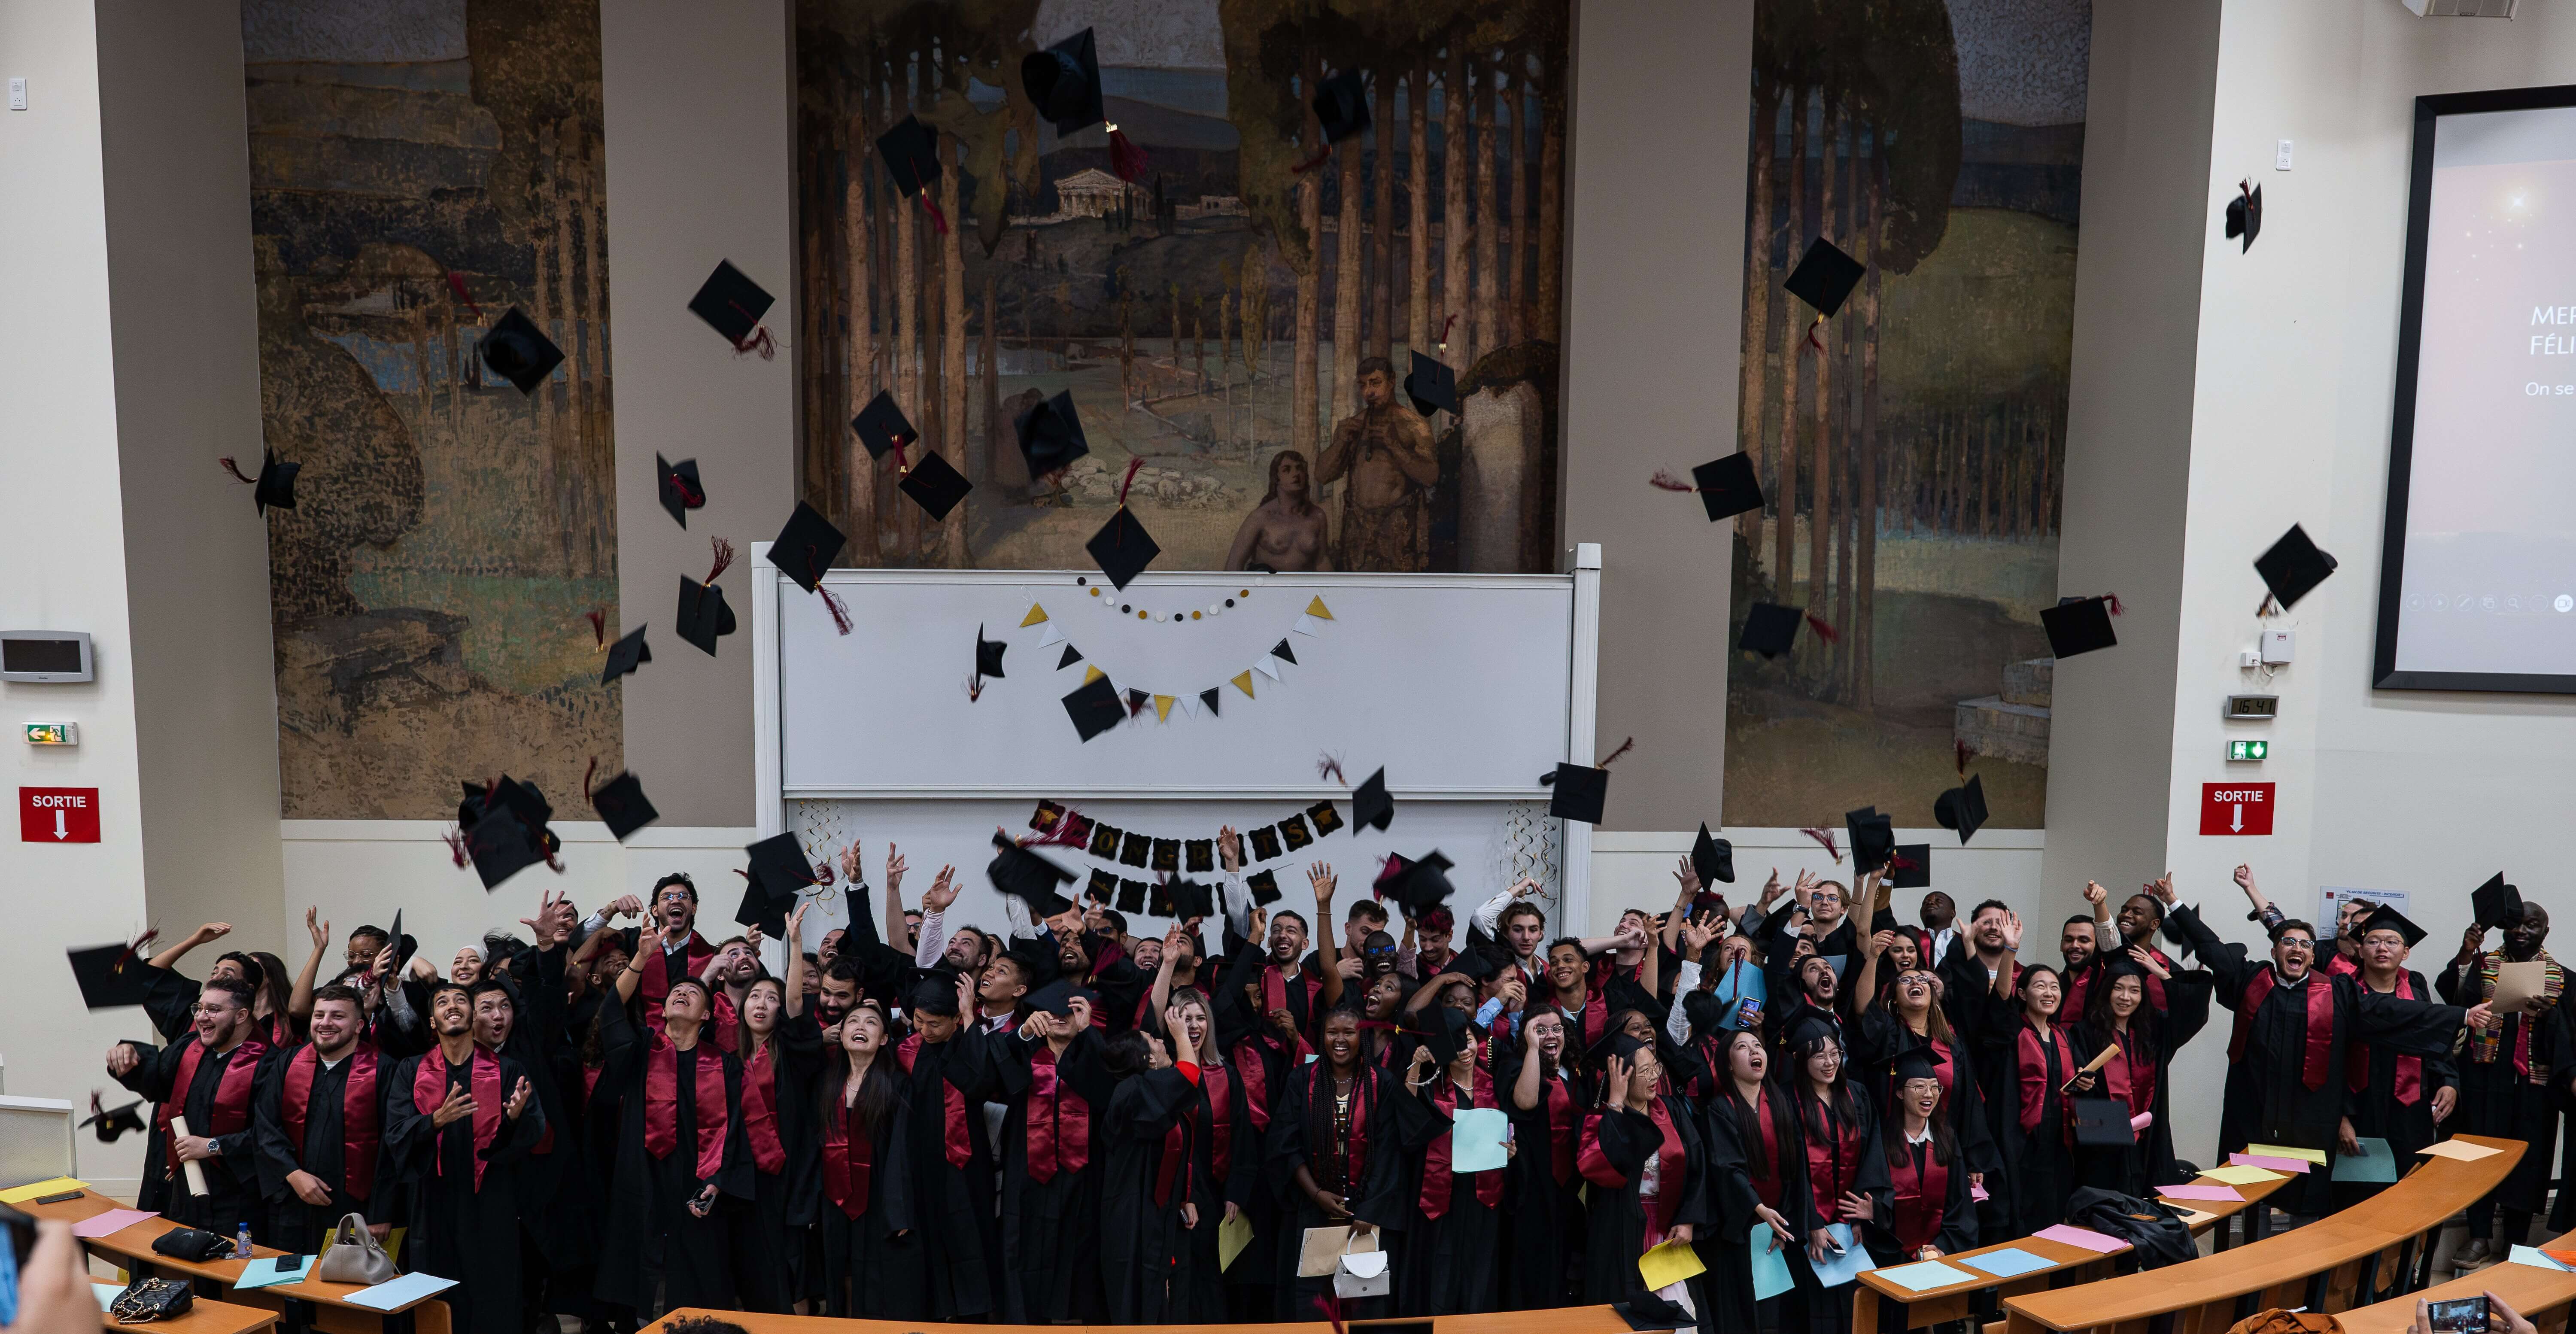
[1499,1006,1589,1312]
[1577,1033,1710,1322]
[815,997,920,1318]
[1264,1001,1446,1320]
[967,970,1115,1322]
[1213,905,1304,1320]
[595,960,751,1313]
[2339,907,2458,1208]
[384,980,544,1334]
[252,983,391,1255]
[1697,1027,1813,1334]
[1394,1006,1507,1316]
[1218,827,1327,1038]
[108,975,271,1237]
[630,875,718,1035]
[2072,951,2211,1198]
[893,968,1003,1320]
[2435,893,2558,1258]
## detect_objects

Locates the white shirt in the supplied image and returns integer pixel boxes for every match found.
[1905,1124,1933,1146]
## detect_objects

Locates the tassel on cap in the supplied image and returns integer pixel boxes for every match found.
[1108,125,1148,183]
[1648,469,1696,493]
[1799,826,1844,864]
[1316,752,1347,785]
[705,537,737,586]
[583,609,607,650]
[1597,736,1636,768]
[446,272,484,322]
[1805,612,1840,644]
[218,457,258,485]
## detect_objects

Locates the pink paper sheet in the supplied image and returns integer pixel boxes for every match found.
[2157,1183,2245,1203]
[2229,1152,2311,1174]
[2032,1224,2125,1254]
[71,1209,157,1239]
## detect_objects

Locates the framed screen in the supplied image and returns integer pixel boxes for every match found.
[2377,84,2576,692]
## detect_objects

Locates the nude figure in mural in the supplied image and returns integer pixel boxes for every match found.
[1315,356,1439,572]
[1222,450,1330,571]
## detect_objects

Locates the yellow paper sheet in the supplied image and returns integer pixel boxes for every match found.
[0,1177,89,1204]
[1218,1213,1255,1273]
[2421,1139,2504,1161]
[2200,1164,2287,1185]
[2245,1142,2329,1165]
[1639,1238,1708,1289]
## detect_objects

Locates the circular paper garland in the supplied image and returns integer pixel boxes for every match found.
[1078,574,1267,624]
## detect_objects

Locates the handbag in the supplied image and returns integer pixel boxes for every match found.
[314,1212,399,1285]
[109,1278,193,1324]
[1334,1248,1391,1299]
[150,1227,232,1262]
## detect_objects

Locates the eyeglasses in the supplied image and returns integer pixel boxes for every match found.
[191,1003,241,1016]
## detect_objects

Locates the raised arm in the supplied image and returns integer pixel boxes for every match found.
[1992,912,2022,1001]
[2232,863,2280,927]
[784,902,812,1018]
[1312,863,1346,1009]
[2085,880,2111,927]
[1148,921,1186,1023]
[882,845,912,956]
[290,908,330,1020]
[149,921,231,974]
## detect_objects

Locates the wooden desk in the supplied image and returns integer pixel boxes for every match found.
[96,1287,281,1334]
[17,1191,452,1334]
[2336,1230,2576,1334]
[2002,1136,2524,1334]
[643,1307,1643,1334]
[1852,1167,2295,1334]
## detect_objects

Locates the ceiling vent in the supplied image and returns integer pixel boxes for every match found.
[2403,0,2517,16]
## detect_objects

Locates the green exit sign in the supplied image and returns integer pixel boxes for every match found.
[2228,739,2269,762]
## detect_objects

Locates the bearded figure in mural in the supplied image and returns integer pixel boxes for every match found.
[1316,356,1439,572]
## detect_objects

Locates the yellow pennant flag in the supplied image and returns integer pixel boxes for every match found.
[1306,596,1334,620]
[1021,603,1049,627]
[1084,665,1106,685]
[1230,670,1256,699]
[1153,695,1175,722]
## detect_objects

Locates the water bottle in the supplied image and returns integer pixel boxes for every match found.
[237,1221,253,1259]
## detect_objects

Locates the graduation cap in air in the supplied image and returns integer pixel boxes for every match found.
[589,770,659,842]
[852,392,917,462]
[1015,391,1091,479]
[1785,238,1865,318]
[745,831,819,899]
[1378,851,1456,913]
[81,1094,146,1144]
[462,803,544,890]
[1934,773,1988,844]
[1738,602,1801,658]
[2041,596,2118,659]
[1405,1005,1473,1069]
[1352,767,1393,832]
[899,451,972,521]
[1545,763,1608,824]
[1678,453,1762,523]
[689,261,775,351]
[222,451,298,514]
[771,501,845,593]
[1312,69,1370,145]
[2254,523,2336,611]
[2226,179,2262,252]
[68,942,155,1011]
[602,626,651,685]
[656,455,704,527]
[2356,904,2426,949]
[2473,873,2525,930]
[989,833,1077,918]
[477,307,563,395]
[1692,823,1735,887]
[1889,843,1931,891]
[1844,807,1895,875]
[678,535,739,655]
[877,115,941,200]
[1023,27,1106,135]
[975,624,1007,681]
[486,777,562,859]
[1087,505,1160,591]
[1404,350,1459,417]
[1027,978,1096,1018]
[2070,1096,2135,1148]
[1171,878,1216,922]
[388,909,418,973]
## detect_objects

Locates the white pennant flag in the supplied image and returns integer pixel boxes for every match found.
[1293,614,1321,637]
[1253,655,1282,681]
[1176,691,1198,719]
[1037,621,1067,647]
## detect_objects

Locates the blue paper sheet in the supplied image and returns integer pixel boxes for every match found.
[1809,1223,1878,1285]
[1874,1259,1976,1292]
[347,1273,459,1310]
[1749,1220,1795,1300]
[1451,1108,1510,1173]
[1959,1247,2055,1279]
[2330,1136,2398,1184]
[1712,962,1767,1032]
[234,1255,313,1289]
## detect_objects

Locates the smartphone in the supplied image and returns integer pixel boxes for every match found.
[2429,1296,2489,1334]
[0,1201,34,1326]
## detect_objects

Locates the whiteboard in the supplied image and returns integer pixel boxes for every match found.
[768,565,1583,800]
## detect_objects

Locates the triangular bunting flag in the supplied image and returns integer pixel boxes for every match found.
[1252,656,1281,682]
[1176,691,1198,718]
[1021,603,1049,628]
[1293,614,1321,636]
[1084,665,1106,685]
[1306,596,1334,620]
[1058,644,1083,670]
[1038,621,1067,647]
[1153,695,1174,722]
[1125,688,1150,716]
[1230,672,1255,699]
[1200,687,1221,716]
[1271,638,1297,665]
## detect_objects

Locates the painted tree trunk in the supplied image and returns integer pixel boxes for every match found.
[1442,43,1470,372]
[1810,97,1835,635]
[1334,133,1362,430]
[1741,76,1776,560]
[1372,71,1395,361]
[1472,50,1498,362]
[1408,67,1430,351]
[941,134,969,568]
[844,87,877,564]
[1774,84,1804,603]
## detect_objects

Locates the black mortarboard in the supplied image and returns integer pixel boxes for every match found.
[877,116,942,200]
[1307,802,1343,837]
[2254,523,2337,610]
[852,391,917,462]
[1613,1291,1697,1333]
[1546,763,1608,823]
[1889,843,1931,890]
[989,834,1076,918]
[1278,814,1312,852]
[2226,181,2262,252]
[1738,602,1801,658]
[1172,878,1216,921]
[688,261,773,349]
[1247,825,1282,861]
[1891,1038,1946,1085]
[1352,767,1393,831]
[745,832,819,904]
[733,875,787,937]
[1023,27,1105,136]
[2357,904,2426,948]
[1151,838,1181,872]
[464,804,543,890]
[602,625,651,684]
[677,576,736,656]
[1407,1005,1472,1068]
[908,970,961,1017]
[1380,851,1455,912]
[2041,596,2117,658]
[2070,1096,2135,1147]
[1404,350,1459,416]
[1844,807,1894,875]
[2473,872,2525,930]
[246,451,298,513]
[388,909,416,972]
[1444,933,1502,982]
[1312,68,1369,144]
[1086,506,1160,590]
[1063,676,1123,741]
[68,943,154,1010]
[975,625,1007,680]
[1016,391,1091,478]
[1935,774,1988,843]
[1114,877,1147,915]
[1088,821,1124,858]
[589,771,659,841]
[81,1096,146,1143]
[477,307,563,395]
[1006,936,1063,991]
[899,450,972,520]
[1246,869,1282,906]
[1592,1029,1653,1070]
[1120,830,1153,868]
[1688,453,1763,523]
[1784,237,1865,318]
[771,501,844,593]
[1186,839,1215,872]
[482,778,560,863]
[1027,978,1094,1018]
[1692,824,1735,887]
[656,455,703,527]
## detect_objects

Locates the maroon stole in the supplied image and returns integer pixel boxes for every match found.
[1545,1071,1579,1188]
[1577,1100,1687,1234]
[638,932,716,1032]
[1261,963,1323,1031]
[896,1033,972,1167]
[2098,1025,2158,1118]
[821,1091,874,1219]
[1802,1093,1865,1223]
[1303,1061,1374,1189]
[1566,991,1608,1050]
[2016,1027,2066,1143]
[1025,1043,1093,1183]
[2137,947,2174,1012]
[413,1044,502,1187]
[1890,1139,1948,1253]
[1160,1064,1234,1203]
[283,1044,380,1200]
[1749,1088,1784,1211]
[644,1036,729,1181]
[1419,1067,1504,1219]
[2326,952,2361,978]
[158,1036,267,1177]
[2347,973,2424,1106]
[1203,1064,1234,1182]
[741,1042,787,1174]
[2231,968,2335,1090]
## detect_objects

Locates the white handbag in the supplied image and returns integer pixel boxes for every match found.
[1333,1248,1391,1299]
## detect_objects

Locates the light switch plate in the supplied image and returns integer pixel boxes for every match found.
[8,79,26,112]
[2276,139,2293,170]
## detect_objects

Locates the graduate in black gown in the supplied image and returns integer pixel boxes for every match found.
[2436,903,2561,1258]
[1499,1006,1589,1312]
[108,975,271,1237]
[1851,967,1995,1202]
[814,999,922,1319]
[2072,952,2212,1197]
[1696,1027,1812,1334]
[1394,1007,1507,1316]
[1214,906,1309,1319]
[384,981,545,1334]
[728,936,822,1313]
[1264,1002,1445,1320]
[1577,1033,1710,1322]
[1863,1044,1975,1267]
[1783,1016,1889,1334]
[480,901,586,1326]
[1097,1008,1210,1322]
[891,969,1003,1320]
[593,963,751,1315]
[1983,964,2079,1236]
[967,975,1115,1323]
[252,983,392,1254]
[2339,906,2458,1208]
[1123,986,1244,1321]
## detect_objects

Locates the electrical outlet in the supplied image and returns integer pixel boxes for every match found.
[8,79,27,112]
[2238,649,2262,669]
[2276,139,2293,170]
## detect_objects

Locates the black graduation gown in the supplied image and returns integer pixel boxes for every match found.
[1863,1133,1975,1264]
[1496,1050,1589,1312]
[1212,967,1297,1316]
[251,1044,394,1251]
[113,1034,265,1237]
[2343,969,2458,1205]
[1980,1018,2078,1236]
[1394,1072,1505,1316]
[1578,1094,1712,1316]
[497,945,587,1281]
[892,1029,1001,1320]
[731,1015,825,1313]
[1263,1060,1445,1320]
[1099,1065,1209,1323]
[2438,951,2562,1216]
[1698,1080,1816,1334]
[816,1067,922,1319]
[1784,1089,1893,1334]
[1935,955,2024,1240]
[2071,972,2214,1196]
[956,1021,1114,1322]
[1850,1008,1997,1178]
[126,968,217,1217]
[2169,904,2470,1215]
[384,1048,546,1334]
[589,1002,753,1313]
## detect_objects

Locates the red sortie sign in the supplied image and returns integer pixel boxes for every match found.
[19,787,101,843]
[2200,782,2275,836]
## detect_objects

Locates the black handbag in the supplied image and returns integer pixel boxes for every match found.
[151,1226,234,1262]
[109,1277,194,1324]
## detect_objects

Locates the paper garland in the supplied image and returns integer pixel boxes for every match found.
[1022,592,1335,737]
[1029,797,1349,908]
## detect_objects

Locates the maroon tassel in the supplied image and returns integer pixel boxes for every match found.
[1026,808,1091,848]
[705,538,738,586]
[1315,1292,1347,1334]
[1803,316,1826,354]
[1890,851,1923,873]
[1316,752,1347,785]
[447,272,484,322]
[1437,313,1458,348]
[1108,126,1148,183]
[919,194,950,236]
[2256,594,2280,618]
[2100,593,2125,615]
[1805,612,1840,644]
[732,327,778,360]
[442,826,468,869]
[217,457,257,485]
[1799,827,1844,863]
[1648,469,1695,493]
[820,586,854,636]
[814,859,836,887]
[1291,146,1334,174]
[1116,456,1145,507]
[889,440,911,474]
[113,926,161,972]
[1955,739,1972,777]
[1597,735,1636,768]
[583,609,607,650]
[966,673,985,702]
[581,757,598,802]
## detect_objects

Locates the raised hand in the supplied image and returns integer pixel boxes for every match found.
[2001,911,2023,952]
[194,922,234,946]
[1758,869,1784,907]
[1218,827,1242,872]
[105,1043,140,1078]
[743,923,765,956]
[1602,1054,1631,1105]
[1066,994,1094,1032]
[1672,857,1702,899]
[504,1077,534,1121]
[1308,862,1337,905]
[2126,945,2169,979]
[1868,930,1896,960]
[884,845,907,896]
[787,900,812,946]
[956,970,978,1019]
[838,841,864,886]
[923,865,960,913]
[431,1086,476,1128]
[2147,873,2177,906]
[306,906,329,952]
[1247,906,1269,943]
[608,894,645,920]
[2083,881,2108,908]
[1510,876,1542,900]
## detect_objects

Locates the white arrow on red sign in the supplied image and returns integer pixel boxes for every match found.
[55,809,66,840]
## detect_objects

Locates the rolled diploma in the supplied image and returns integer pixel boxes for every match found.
[169,1113,210,1198]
